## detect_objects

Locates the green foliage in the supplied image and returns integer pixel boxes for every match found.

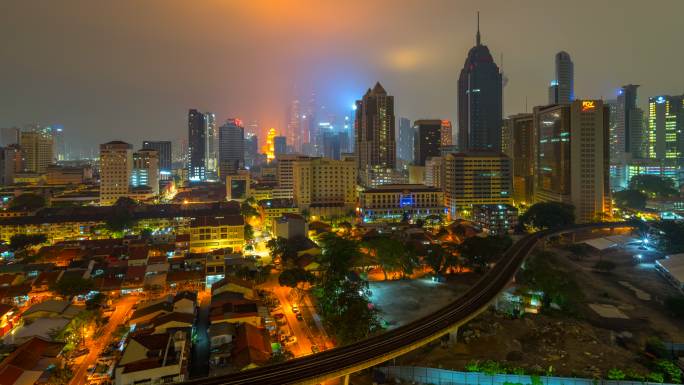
[244,223,254,241]
[593,260,616,272]
[315,279,380,345]
[479,360,504,375]
[106,198,137,233]
[8,193,46,211]
[607,368,626,380]
[317,232,359,282]
[652,221,684,254]
[364,236,417,279]
[240,200,259,218]
[52,276,95,297]
[629,174,677,198]
[647,371,665,383]
[517,251,584,312]
[278,268,314,288]
[520,202,575,230]
[459,235,512,271]
[85,292,105,310]
[46,364,73,385]
[654,359,682,383]
[9,233,47,251]
[530,375,543,385]
[664,296,684,318]
[464,360,480,372]
[613,189,648,210]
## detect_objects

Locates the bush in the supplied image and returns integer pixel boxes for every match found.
[607,368,626,380]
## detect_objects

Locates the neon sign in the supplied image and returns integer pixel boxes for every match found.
[581,101,596,111]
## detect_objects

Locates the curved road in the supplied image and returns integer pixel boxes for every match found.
[185,222,634,385]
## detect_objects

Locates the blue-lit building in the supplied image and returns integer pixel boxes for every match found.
[359,184,445,223]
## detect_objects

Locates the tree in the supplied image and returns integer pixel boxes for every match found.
[520,202,575,230]
[629,174,677,198]
[240,200,259,218]
[315,279,380,345]
[8,193,46,211]
[278,268,314,288]
[459,236,512,270]
[517,251,584,312]
[364,237,402,280]
[9,234,47,251]
[52,276,95,297]
[425,244,447,275]
[653,221,684,254]
[613,189,647,210]
[317,232,359,283]
[106,197,137,233]
[244,223,254,242]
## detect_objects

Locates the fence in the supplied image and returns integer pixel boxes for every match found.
[376,366,678,385]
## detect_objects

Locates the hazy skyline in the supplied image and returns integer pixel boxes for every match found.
[1,0,683,155]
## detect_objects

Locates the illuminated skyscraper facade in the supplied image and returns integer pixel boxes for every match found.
[132,148,159,195]
[413,120,441,166]
[440,120,453,146]
[355,82,396,184]
[205,112,218,178]
[505,113,535,204]
[457,16,503,151]
[396,117,413,163]
[266,128,277,162]
[187,109,207,181]
[100,141,133,205]
[218,119,245,177]
[548,51,574,105]
[648,95,684,163]
[142,140,172,179]
[19,129,54,174]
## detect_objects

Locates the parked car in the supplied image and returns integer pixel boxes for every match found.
[296,313,304,321]
[291,304,299,313]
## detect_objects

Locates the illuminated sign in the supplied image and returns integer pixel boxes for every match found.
[581,101,596,111]
[656,96,666,104]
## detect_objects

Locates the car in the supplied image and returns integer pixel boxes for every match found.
[296,313,304,321]
[273,313,285,319]
[284,336,297,345]
[291,304,299,313]
[311,345,320,354]
[71,348,89,358]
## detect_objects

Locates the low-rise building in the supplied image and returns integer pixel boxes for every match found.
[258,199,299,228]
[114,331,190,385]
[188,215,244,254]
[472,204,518,235]
[359,184,445,223]
[273,213,307,240]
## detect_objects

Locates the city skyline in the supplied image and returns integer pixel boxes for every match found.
[2,1,683,154]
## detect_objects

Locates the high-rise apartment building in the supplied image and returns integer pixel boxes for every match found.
[19,130,54,174]
[142,141,172,178]
[274,136,287,156]
[322,132,341,160]
[100,141,133,205]
[131,148,160,195]
[413,120,442,166]
[504,113,535,204]
[244,134,258,168]
[205,112,218,178]
[0,127,19,147]
[457,15,502,151]
[287,99,301,152]
[424,156,445,189]
[396,117,413,163]
[188,109,207,181]
[647,95,684,163]
[218,119,245,177]
[534,100,611,223]
[444,151,512,217]
[266,128,277,162]
[441,120,453,146]
[355,82,396,177]
[0,146,20,185]
[612,85,645,161]
[548,51,574,105]
[291,157,357,214]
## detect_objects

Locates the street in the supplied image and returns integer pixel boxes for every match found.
[190,292,210,378]
[69,295,137,385]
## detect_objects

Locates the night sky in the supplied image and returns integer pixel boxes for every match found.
[1,0,682,155]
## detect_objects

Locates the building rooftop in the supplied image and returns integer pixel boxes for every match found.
[362,184,442,193]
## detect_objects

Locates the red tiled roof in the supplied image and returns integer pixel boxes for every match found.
[0,365,23,385]
[128,246,149,260]
[231,323,271,368]
[0,274,20,286]
[33,271,62,288]
[151,312,194,327]
[132,333,170,351]
[124,266,146,282]
[0,337,65,377]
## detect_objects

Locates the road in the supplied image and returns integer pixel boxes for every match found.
[190,293,211,378]
[70,295,137,385]
[183,221,635,385]
[268,280,315,357]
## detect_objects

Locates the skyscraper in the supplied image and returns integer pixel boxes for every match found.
[142,141,172,178]
[548,51,574,105]
[205,112,218,179]
[440,120,453,146]
[265,128,277,162]
[355,82,396,179]
[612,85,645,162]
[413,120,442,166]
[0,127,19,147]
[647,95,683,162]
[287,99,301,152]
[100,141,133,205]
[19,130,54,173]
[218,119,245,177]
[504,113,534,204]
[0,146,20,186]
[132,148,160,195]
[396,117,413,163]
[457,14,503,152]
[274,136,287,156]
[187,109,207,181]
[244,134,258,168]
[534,100,611,223]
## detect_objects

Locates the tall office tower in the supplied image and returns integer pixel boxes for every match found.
[322,132,341,160]
[188,109,207,181]
[291,157,357,213]
[131,148,160,195]
[204,112,218,179]
[142,141,172,179]
[425,156,445,189]
[647,95,684,162]
[0,127,19,147]
[276,154,311,195]
[534,100,611,223]
[287,99,301,151]
[444,152,512,217]
[457,14,503,151]
[218,118,245,177]
[265,128,277,162]
[244,134,258,168]
[396,117,413,163]
[99,141,133,205]
[413,120,442,166]
[0,146,20,185]
[338,131,350,155]
[355,82,396,182]
[49,125,66,161]
[613,85,645,161]
[440,120,453,146]
[348,106,356,153]
[547,51,574,105]
[19,130,54,173]
[274,136,287,156]
[505,113,535,204]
